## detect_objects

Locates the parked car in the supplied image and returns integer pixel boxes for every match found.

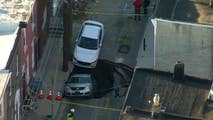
[63,73,97,97]
[73,20,104,68]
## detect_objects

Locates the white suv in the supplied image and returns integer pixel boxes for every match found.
[73,20,104,68]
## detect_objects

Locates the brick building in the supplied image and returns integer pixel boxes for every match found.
[0,0,50,119]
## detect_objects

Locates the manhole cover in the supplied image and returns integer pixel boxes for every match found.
[118,45,130,54]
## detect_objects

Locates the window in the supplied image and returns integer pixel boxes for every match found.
[99,29,102,44]
[10,78,12,96]
[23,28,27,53]
[31,38,35,69]
[16,55,19,76]
[78,37,98,50]
[26,55,30,84]
[42,8,47,30]
[53,0,60,16]
[69,76,91,83]
[31,10,35,32]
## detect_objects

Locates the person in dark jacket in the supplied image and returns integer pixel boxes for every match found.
[133,0,142,20]
[143,0,150,17]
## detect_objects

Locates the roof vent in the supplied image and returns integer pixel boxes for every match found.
[173,60,184,81]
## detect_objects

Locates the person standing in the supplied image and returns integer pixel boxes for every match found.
[133,0,142,21]
[67,109,75,120]
[143,0,150,17]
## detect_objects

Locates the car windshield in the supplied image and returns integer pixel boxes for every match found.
[68,76,91,83]
[78,36,98,50]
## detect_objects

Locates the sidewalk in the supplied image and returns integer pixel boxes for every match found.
[22,26,70,120]
[135,0,158,68]
[136,18,155,68]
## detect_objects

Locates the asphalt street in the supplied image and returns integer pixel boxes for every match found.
[67,0,213,119]
[58,61,131,120]
[61,0,153,119]
[23,0,213,120]
[58,0,156,119]
[72,0,148,68]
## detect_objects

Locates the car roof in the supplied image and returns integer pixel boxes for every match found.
[82,25,101,39]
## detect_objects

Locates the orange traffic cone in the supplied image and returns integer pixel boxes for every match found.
[47,90,53,100]
[38,90,45,99]
[55,91,62,101]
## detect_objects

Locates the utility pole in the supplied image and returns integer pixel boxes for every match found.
[62,0,72,72]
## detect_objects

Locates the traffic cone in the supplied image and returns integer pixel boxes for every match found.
[47,90,53,100]
[38,90,45,99]
[55,91,62,101]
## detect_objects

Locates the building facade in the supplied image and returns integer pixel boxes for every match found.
[0,0,50,119]
[2,25,22,120]
[20,0,49,100]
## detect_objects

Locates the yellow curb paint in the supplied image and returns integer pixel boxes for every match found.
[73,10,149,17]
[60,100,121,112]
[105,97,110,108]
[92,107,98,120]
[104,97,112,119]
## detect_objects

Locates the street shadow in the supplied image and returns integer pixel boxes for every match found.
[173,0,200,23]
[155,0,200,23]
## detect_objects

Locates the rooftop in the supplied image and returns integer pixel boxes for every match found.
[136,18,213,81]
[124,68,212,119]
[154,19,213,80]
[82,25,100,39]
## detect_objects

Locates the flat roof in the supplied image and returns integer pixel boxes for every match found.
[82,25,100,39]
[154,19,213,80]
[125,68,212,119]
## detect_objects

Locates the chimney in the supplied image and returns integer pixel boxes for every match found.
[173,60,184,81]
[19,21,27,28]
